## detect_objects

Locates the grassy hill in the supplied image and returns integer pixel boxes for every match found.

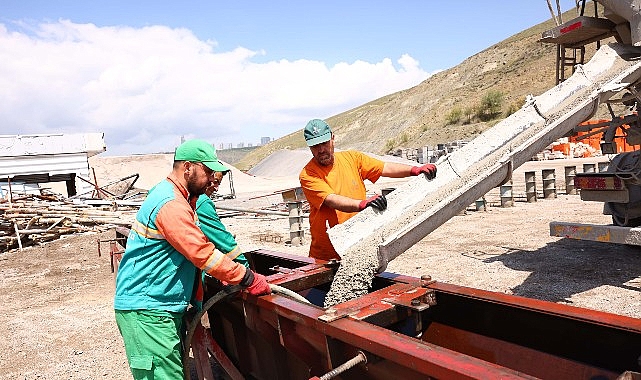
[236,8,608,171]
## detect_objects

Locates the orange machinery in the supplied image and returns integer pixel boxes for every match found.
[571,117,640,154]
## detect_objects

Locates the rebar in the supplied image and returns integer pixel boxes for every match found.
[318,351,367,380]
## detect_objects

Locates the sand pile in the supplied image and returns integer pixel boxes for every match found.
[88,149,418,202]
[247,148,420,177]
[88,153,301,199]
[247,149,312,177]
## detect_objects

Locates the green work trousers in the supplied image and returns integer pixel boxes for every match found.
[115,309,184,379]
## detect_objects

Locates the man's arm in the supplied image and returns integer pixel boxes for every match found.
[381,162,413,178]
[196,195,249,268]
[382,162,437,180]
[156,200,270,295]
[323,193,362,212]
[324,193,387,212]
[156,199,247,284]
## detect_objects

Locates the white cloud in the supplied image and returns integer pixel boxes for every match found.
[0,20,432,155]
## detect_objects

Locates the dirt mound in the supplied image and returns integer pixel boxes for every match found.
[247,148,423,178]
[248,149,312,177]
[88,153,301,199]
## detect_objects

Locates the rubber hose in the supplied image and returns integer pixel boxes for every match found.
[269,283,311,304]
[183,284,242,380]
[182,284,310,379]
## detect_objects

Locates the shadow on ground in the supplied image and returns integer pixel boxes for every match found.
[481,238,641,303]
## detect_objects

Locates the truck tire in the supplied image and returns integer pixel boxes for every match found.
[609,201,641,227]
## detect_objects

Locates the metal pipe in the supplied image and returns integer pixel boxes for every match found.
[316,351,367,380]
[216,205,309,218]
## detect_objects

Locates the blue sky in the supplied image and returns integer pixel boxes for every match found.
[1,1,578,155]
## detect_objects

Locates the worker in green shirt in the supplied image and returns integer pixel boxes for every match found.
[195,169,249,268]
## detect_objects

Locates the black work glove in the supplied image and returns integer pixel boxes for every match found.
[358,194,387,211]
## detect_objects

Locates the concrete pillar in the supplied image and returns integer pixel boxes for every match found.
[598,161,609,172]
[564,166,576,195]
[542,169,557,199]
[500,181,514,207]
[525,171,537,202]
[475,197,487,211]
[583,163,596,173]
[287,201,305,246]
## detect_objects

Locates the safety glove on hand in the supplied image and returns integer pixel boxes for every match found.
[410,164,437,180]
[240,269,271,296]
[358,194,387,211]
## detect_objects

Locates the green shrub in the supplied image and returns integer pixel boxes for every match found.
[477,90,504,121]
[463,107,475,124]
[445,107,463,125]
[385,138,396,152]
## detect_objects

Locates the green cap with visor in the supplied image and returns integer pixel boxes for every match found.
[174,139,229,172]
[304,119,332,147]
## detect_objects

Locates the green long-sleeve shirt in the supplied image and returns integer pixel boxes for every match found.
[195,194,249,268]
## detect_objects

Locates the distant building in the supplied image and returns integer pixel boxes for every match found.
[248,143,253,147]
[227,143,233,149]
[261,137,271,145]
[237,142,244,148]
[218,143,224,150]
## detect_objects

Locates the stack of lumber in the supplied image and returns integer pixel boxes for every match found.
[1,194,137,251]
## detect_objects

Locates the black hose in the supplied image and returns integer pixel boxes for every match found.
[182,285,243,380]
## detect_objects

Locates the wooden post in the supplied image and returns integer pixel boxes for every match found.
[7,176,13,208]
[13,222,23,251]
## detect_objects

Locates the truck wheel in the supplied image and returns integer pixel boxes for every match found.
[608,202,641,227]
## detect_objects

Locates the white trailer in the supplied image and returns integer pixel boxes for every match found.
[0,133,106,197]
[545,0,641,245]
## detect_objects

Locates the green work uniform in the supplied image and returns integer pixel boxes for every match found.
[115,310,183,380]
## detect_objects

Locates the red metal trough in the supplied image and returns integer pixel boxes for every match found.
[186,248,641,380]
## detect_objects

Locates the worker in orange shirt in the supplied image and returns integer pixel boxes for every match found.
[299,119,437,261]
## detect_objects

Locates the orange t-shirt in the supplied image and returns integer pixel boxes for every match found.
[299,150,384,261]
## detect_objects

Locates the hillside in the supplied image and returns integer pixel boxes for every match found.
[236,8,609,171]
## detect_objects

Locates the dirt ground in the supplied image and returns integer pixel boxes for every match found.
[1,157,640,379]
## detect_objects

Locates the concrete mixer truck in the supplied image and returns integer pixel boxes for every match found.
[543,0,641,245]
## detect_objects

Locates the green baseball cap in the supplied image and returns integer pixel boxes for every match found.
[304,119,332,147]
[174,139,229,172]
